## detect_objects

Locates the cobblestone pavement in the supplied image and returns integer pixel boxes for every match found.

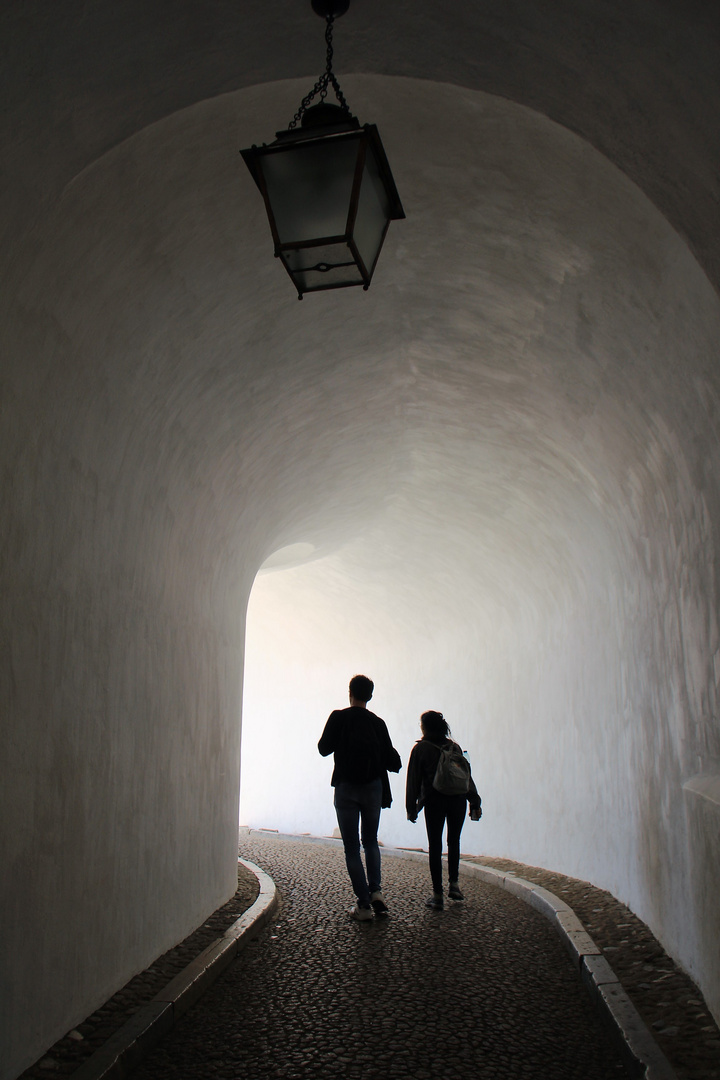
[130,835,632,1080]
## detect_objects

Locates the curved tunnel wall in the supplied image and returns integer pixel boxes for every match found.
[2,76,720,1075]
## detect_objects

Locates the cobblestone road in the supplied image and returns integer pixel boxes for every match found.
[131,835,632,1080]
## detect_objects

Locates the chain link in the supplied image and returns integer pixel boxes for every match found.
[289,16,352,129]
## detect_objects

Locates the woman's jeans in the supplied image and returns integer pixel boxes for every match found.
[423,793,467,893]
[334,778,383,906]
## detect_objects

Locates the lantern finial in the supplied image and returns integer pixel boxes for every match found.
[311,1,350,17]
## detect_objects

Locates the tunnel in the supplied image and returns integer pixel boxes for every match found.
[2,3,720,1077]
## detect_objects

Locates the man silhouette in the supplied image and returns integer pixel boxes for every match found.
[318,675,402,920]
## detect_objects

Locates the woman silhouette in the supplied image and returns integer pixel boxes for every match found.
[405,710,482,909]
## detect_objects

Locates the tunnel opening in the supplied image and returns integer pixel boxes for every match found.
[239,507,624,867]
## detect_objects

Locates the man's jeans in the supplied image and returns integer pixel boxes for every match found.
[334,778,383,906]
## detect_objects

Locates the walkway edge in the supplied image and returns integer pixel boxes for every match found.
[68,858,279,1080]
[459,859,677,1080]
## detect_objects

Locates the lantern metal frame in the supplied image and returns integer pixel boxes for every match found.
[240,0,405,299]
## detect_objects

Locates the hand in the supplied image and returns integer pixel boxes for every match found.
[470,806,482,821]
[407,814,417,823]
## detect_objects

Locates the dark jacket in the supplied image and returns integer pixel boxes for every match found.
[405,736,481,820]
[318,705,402,808]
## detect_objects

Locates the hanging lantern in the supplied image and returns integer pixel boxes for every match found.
[240,0,405,299]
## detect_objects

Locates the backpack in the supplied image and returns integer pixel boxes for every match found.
[432,741,471,795]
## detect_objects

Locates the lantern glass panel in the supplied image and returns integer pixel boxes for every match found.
[283,241,364,292]
[353,142,392,276]
[261,136,361,244]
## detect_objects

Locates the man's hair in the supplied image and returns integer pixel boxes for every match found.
[349,674,374,703]
[421,710,450,740]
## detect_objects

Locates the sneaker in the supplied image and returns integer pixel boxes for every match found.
[370,891,389,916]
[448,883,465,901]
[425,893,444,910]
[350,903,374,921]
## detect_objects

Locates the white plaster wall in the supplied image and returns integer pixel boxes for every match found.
[2,75,720,1076]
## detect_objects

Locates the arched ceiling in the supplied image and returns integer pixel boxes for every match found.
[15,74,718,595]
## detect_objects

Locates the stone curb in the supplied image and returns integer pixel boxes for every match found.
[458,860,677,1080]
[68,858,279,1080]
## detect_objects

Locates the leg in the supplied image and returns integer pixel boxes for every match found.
[358,778,383,895]
[334,782,371,906]
[446,795,467,885]
[423,798,447,895]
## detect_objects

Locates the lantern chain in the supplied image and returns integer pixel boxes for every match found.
[289,15,352,129]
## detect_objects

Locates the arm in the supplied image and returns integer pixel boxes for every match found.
[385,742,402,774]
[377,718,402,773]
[468,774,482,816]
[318,712,339,757]
[405,745,422,821]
